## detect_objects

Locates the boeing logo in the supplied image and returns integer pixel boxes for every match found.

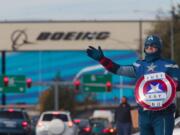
[11,30,33,51]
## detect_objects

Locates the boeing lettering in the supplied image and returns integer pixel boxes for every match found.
[37,31,110,41]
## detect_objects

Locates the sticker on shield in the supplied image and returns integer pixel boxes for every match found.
[135,72,176,111]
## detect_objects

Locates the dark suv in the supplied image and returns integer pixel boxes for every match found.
[0,108,34,135]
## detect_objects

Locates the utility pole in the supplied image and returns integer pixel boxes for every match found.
[2,51,6,105]
[139,20,143,59]
[54,82,59,111]
[170,6,175,60]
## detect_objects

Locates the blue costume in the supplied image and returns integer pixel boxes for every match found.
[86,35,180,135]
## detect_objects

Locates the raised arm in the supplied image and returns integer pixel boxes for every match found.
[86,46,136,78]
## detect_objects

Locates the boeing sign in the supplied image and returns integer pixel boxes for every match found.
[0,21,153,51]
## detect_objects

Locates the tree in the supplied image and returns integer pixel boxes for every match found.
[39,73,98,116]
[39,73,77,114]
[147,4,180,65]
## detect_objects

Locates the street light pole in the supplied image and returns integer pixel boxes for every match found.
[170,6,175,60]
[139,20,143,59]
[1,51,6,105]
[54,82,59,111]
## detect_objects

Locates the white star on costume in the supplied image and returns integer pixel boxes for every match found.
[148,83,162,93]
[147,63,156,72]
[148,36,153,40]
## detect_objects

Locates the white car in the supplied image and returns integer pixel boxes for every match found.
[36,111,79,135]
[133,116,180,135]
[174,116,180,135]
[91,110,114,123]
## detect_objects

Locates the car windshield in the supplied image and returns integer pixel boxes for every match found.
[90,119,108,125]
[0,111,24,119]
[42,114,68,122]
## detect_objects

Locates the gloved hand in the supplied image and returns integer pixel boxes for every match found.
[86,46,104,61]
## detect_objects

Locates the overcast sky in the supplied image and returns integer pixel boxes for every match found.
[0,0,179,21]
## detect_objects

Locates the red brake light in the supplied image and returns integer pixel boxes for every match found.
[52,112,60,115]
[22,121,28,127]
[102,128,110,133]
[67,121,73,127]
[74,119,81,124]
[8,108,14,112]
[109,128,115,133]
[83,127,91,132]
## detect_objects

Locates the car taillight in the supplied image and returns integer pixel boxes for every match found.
[52,112,60,115]
[109,128,115,133]
[37,122,44,127]
[21,121,28,127]
[67,121,73,127]
[8,108,14,112]
[73,119,81,124]
[83,127,91,132]
[102,128,110,133]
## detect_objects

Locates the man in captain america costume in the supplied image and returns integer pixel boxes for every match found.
[86,35,180,135]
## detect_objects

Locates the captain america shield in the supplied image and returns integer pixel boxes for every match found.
[135,72,177,111]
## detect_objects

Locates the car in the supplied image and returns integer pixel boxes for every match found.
[73,118,91,135]
[174,116,180,135]
[132,116,180,135]
[0,108,34,135]
[90,118,116,135]
[36,111,79,135]
[91,110,114,123]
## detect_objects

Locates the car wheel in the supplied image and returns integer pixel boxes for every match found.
[48,119,65,135]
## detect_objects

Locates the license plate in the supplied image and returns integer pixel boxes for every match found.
[4,121,16,128]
